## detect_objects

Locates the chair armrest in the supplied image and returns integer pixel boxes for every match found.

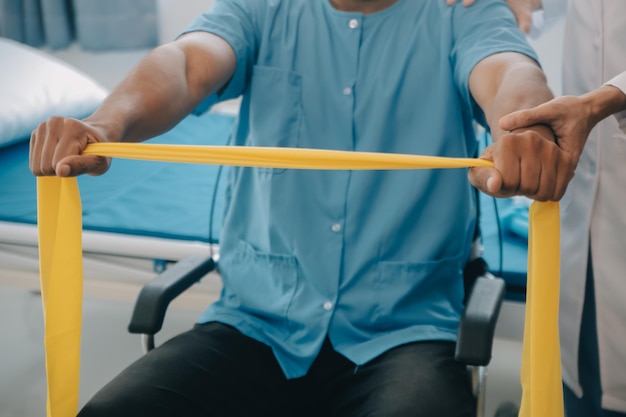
[455,275,506,366]
[127,255,216,335]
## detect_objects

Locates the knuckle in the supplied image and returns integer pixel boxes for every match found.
[47,115,65,127]
[501,179,519,194]
[40,166,55,176]
[63,117,81,129]
[520,183,539,198]
[555,189,566,201]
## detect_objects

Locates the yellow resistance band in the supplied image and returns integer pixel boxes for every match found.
[37,144,563,417]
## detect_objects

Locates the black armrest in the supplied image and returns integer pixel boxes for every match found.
[455,276,506,366]
[128,255,216,335]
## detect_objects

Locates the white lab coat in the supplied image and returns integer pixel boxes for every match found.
[607,71,626,133]
[542,0,626,412]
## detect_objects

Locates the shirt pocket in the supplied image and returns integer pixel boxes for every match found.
[248,65,303,175]
[218,240,299,337]
[360,256,464,331]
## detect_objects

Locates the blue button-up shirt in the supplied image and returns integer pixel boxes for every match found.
[185,0,537,378]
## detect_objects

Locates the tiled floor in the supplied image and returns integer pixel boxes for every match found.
[0,282,525,417]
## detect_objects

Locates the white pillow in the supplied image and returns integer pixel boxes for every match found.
[0,38,108,147]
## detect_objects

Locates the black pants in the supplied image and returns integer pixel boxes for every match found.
[78,322,474,417]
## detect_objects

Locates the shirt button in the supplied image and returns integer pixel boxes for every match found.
[323,301,333,311]
[331,223,342,232]
[349,19,359,29]
[343,87,352,96]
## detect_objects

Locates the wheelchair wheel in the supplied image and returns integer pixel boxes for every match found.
[494,402,518,417]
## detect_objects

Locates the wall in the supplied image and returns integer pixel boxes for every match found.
[157,0,215,44]
[528,16,566,96]
[49,0,216,91]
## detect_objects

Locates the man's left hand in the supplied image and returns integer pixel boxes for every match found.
[469,125,577,201]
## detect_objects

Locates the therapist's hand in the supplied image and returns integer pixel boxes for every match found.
[30,117,112,177]
[499,96,595,166]
[499,84,626,164]
[445,0,534,34]
[469,125,577,201]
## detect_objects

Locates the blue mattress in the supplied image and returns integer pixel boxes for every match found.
[0,112,528,296]
[479,194,528,300]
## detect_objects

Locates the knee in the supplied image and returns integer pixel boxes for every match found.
[359,342,475,417]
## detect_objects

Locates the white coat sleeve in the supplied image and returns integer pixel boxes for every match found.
[606,71,626,133]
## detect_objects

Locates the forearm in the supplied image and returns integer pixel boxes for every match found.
[468,53,576,201]
[471,53,554,140]
[83,45,201,143]
[84,33,235,143]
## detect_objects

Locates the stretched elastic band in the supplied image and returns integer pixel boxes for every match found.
[37,143,562,417]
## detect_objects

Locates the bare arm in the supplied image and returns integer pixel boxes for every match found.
[30,31,236,177]
[468,52,576,201]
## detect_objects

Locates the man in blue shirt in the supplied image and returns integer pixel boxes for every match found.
[30,0,576,416]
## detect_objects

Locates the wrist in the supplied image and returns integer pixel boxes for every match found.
[506,123,555,145]
[82,116,124,143]
[581,85,626,125]
[522,123,555,141]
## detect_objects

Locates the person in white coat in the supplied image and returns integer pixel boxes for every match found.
[449,0,626,415]
[502,73,626,417]
[501,72,626,166]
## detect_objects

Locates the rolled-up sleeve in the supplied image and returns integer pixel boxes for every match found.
[606,71,626,133]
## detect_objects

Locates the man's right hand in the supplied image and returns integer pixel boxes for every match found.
[29,31,238,179]
[29,117,112,177]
